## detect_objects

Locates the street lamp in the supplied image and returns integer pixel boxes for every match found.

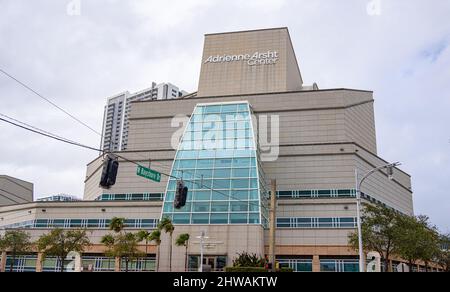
[196,231,208,272]
[355,161,401,272]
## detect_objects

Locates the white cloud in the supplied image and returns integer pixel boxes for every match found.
[0,0,449,231]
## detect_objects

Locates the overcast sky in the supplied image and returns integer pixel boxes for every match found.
[0,0,449,232]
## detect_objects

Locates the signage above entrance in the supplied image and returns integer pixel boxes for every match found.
[204,50,279,66]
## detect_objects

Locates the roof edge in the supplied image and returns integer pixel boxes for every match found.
[205,27,288,37]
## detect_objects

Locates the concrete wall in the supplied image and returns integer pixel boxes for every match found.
[197,28,303,97]
[0,176,33,206]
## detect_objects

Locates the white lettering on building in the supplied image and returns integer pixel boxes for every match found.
[204,51,279,66]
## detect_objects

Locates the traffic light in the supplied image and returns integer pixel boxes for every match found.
[99,155,119,189]
[174,180,188,209]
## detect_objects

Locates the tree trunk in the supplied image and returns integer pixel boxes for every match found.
[145,239,148,272]
[384,257,390,273]
[409,261,413,272]
[60,256,65,273]
[169,234,172,272]
[185,245,188,272]
[126,258,129,273]
[156,245,160,272]
[9,251,16,273]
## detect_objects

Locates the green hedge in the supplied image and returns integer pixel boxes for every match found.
[225,267,294,272]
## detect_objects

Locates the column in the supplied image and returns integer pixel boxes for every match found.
[0,251,7,272]
[312,255,320,272]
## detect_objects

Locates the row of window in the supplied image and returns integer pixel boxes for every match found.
[186,120,252,132]
[173,157,257,170]
[172,167,258,180]
[320,259,359,272]
[277,258,359,273]
[182,129,253,140]
[276,189,356,199]
[166,190,260,202]
[168,178,260,191]
[179,140,255,151]
[95,193,164,201]
[163,212,260,225]
[5,255,156,272]
[176,149,255,160]
[194,103,249,114]
[275,189,394,211]
[276,217,357,229]
[0,218,158,230]
[164,200,260,213]
[277,258,313,272]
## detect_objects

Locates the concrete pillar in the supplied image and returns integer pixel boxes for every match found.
[115,257,121,272]
[0,251,6,272]
[36,253,43,272]
[312,255,320,273]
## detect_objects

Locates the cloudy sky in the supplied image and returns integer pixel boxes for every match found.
[0,0,449,231]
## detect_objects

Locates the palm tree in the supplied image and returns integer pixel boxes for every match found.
[109,217,125,233]
[137,230,151,254]
[148,230,161,272]
[175,233,190,272]
[158,217,175,272]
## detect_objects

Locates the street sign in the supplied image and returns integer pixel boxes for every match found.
[136,165,161,182]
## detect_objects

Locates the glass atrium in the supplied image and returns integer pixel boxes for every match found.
[161,101,268,226]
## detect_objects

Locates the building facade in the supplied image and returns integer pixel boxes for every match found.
[0,175,33,206]
[1,28,433,273]
[100,82,187,152]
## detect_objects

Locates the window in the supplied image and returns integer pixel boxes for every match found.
[231,179,249,189]
[211,202,229,212]
[320,259,359,273]
[277,258,313,272]
[210,213,228,224]
[192,214,209,224]
[318,218,333,228]
[230,213,248,224]
[173,214,190,224]
[231,201,248,212]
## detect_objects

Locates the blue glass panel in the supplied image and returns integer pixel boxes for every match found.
[211,202,229,212]
[192,202,210,212]
[192,214,209,224]
[231,179,249,189]
[210,213,228,224]
[230,213,248,224]
[173,214,190,224]
[213,168,231,178]
[213,179,231,189]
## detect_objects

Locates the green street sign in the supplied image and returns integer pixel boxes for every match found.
[136,165,161,182]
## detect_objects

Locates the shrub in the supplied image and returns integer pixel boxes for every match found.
[232,252,266,267]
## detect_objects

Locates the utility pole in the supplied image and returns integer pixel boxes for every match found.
[269,179,277,272]
[354,169,364,272]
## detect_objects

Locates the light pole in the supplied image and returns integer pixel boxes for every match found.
[355,161,401,272]
[196,231,208,272]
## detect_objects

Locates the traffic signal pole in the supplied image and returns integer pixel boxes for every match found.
[269,179,277,272]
